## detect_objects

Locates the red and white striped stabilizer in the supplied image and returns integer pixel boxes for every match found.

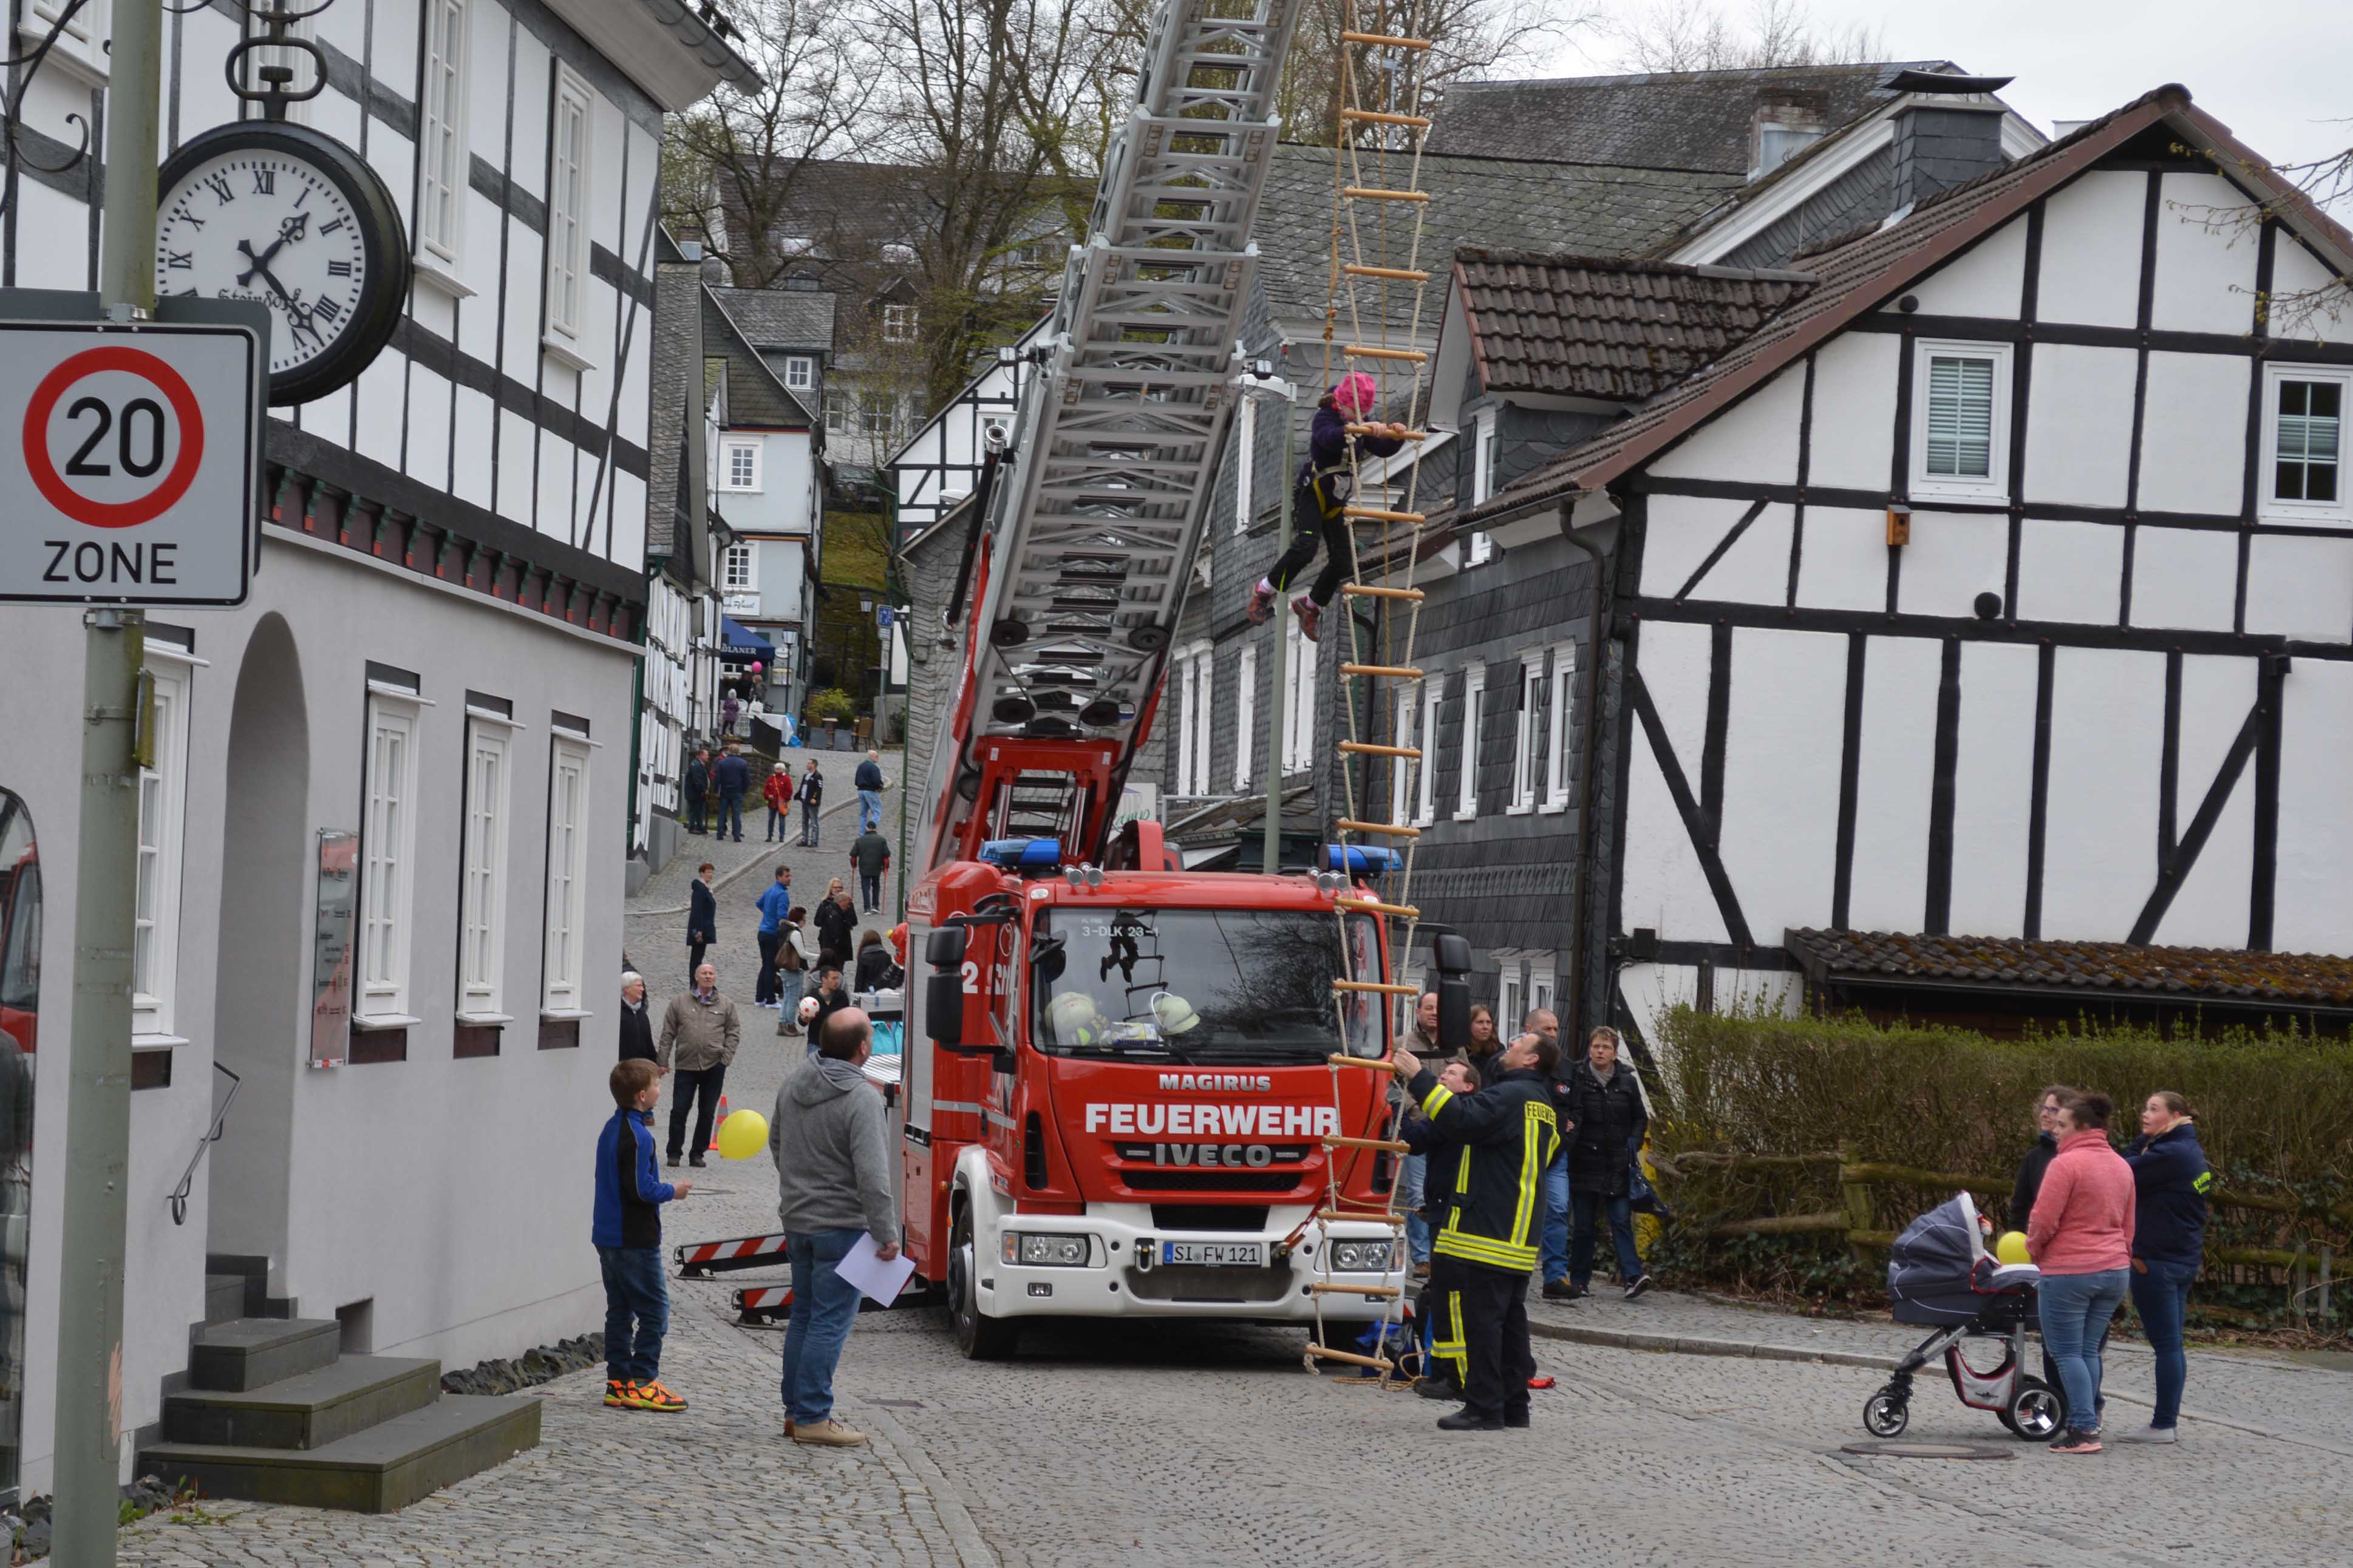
[672,1232,790,1277]
[732,1285,795,1325]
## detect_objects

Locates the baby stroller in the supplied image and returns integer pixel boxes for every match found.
[1861,1192,2066,1442]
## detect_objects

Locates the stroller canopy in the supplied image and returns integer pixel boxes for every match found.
[1887,1192,1992,1326]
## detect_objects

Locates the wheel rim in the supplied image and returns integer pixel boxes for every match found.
[2014,1388,2061,1438]
[950,1228,978,1346]
[1866,1396,1906,1436]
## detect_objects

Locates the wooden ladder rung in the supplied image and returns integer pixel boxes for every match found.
[1335,818,1418,838]
[1324,1135,1413,1152]
[1341,583,1425,602]
[1346,423,1429,440]
[1341,345,1428,362]
[1308,1281,1403,1298]
[1336,896,1419,917]
[1343,186,1431,203]
[1315,1209,1406,1226]
[1337,741,1420,759]
[1341,663,1423,680]
[1341,30,1433,49]
[1340,109,1432,128]
[1342,505,1425,523]
[1332,979,1417,996]
[1326,1052,1405,1072]
[1305,1344,1395,1371]
[1343,263,1429,282]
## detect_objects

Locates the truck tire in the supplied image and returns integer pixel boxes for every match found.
[950,1203,1020,1360]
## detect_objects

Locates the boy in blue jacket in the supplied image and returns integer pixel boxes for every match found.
[595,1059,691,1411]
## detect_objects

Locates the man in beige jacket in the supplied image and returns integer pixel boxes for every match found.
[657,962,740,1167]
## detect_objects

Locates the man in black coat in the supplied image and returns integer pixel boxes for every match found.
[812,885,858,969]
[712,747,752,842]
[686,863,717,981]
[619,972,657,1063]
[683,748,711,835]
[1561,1027,1652,1301]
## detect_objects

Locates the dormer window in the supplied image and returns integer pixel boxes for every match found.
[1751,96,1828,177]
[882,242,919,266]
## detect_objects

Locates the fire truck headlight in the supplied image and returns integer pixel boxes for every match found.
[1327,1239,1397,1273]
[1003,1232,1092,1267]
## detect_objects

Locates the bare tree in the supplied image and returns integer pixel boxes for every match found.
[661,0,874,288]
[1606,0,1882,74]
[2166,138,2353,339]
[1278,0,1573,149]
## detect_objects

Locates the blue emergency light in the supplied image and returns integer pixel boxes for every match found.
[978,837,1064,873]
[1324,844,1401,875]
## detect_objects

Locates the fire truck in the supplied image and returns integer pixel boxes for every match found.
[882,0,1468,1358]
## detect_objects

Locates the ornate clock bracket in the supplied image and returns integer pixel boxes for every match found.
[223,0,334,122]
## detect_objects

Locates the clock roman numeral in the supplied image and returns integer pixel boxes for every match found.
[328,260,353,276]
[319,217,346,234]
[315,296,344,323]
[204,172,235,205]
[253,168,277,195]
[165,251,192,269]
[175,209,205,230]
[295,186,310,208]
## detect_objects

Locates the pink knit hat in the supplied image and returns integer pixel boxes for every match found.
[1330,372,1378,418]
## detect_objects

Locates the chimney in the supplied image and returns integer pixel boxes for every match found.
[1751,92,1829,178]
[1890,100,2008,208]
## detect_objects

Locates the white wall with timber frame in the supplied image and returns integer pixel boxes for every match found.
[1609,155,2353,1045]
[888,317,1047,546]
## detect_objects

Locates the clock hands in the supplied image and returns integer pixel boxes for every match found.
[231,209,330,347]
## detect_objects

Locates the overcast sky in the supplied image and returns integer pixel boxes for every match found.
[1531,0,2349,178]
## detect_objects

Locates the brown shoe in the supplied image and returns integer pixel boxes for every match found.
[791,1418,867,1447]
[783,1419,794,1437]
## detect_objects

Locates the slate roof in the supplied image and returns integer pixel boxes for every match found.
[1439,84,2353,543]
[1425,62,1956,174]
[1253,143,1743,330]
[1454,248,1814,402]
[646,256,704,560]
[1783,929,2353,1008]
[710,285,837,351]
[703,288,814,427]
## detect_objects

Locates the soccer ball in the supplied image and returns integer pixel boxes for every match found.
[797,996,822,1025]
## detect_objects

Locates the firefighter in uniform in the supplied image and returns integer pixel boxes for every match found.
[1393,1030,1563,1431]
[1401,1061,1477,1400]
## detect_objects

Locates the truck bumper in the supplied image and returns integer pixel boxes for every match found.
[973,1201,1406,1324]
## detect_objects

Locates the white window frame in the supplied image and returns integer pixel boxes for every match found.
[541,733,592,1015]
[132,651,195,1039]
[1530,960,1556,1021]
[882,303,919,344]
[457,714,513,1020]
[784,356,815,392]
[544,66,595,346]
[1415,678,1441,827]
[417,0,470,266]
[1170,642,1210,796]
[26,0,109,83]
[359,692,424,1021]
[1456,664,1485,821]
[1233,645,1257,790]
[2260,362,2351,525]
[1465,409,1497,566]
[1500,971,1523,1038]
[1909,339,2012,503]
[723,541,755,591]
[1542,640,1576,812]
[1389,680,1418,826]
[1509,657,1542,814]
[720,437,763,493]
[1283,616,1317,775]
[860,395,895,437]
[824,387,848,433]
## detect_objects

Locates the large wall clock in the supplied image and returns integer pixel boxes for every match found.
[156,122,411,407]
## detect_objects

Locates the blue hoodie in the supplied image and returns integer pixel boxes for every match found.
[593,1106,676,1250]
[755,880,792,934]
[2123,1121,2210,1269]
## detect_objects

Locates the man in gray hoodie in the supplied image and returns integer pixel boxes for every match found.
[769,1006,899,1447]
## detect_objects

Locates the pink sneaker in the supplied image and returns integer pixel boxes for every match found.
[1292,594,1322,642]
[1247,579,1277,623]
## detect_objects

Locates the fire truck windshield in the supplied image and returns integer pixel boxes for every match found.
[1030,908,1386,1064]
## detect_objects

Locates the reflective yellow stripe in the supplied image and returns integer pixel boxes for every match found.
[1420,1083,1454,1120]
[1435,1232,1541,1271]
[1507,1102,1545,1249]
[1456,1144,1472,1201]
[1430,1290,1468,1379]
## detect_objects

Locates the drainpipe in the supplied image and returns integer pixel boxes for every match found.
[1558,497,1612,1041]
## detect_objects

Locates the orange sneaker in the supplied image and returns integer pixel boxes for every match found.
[1291,594,1321,642]
[604,1379,638,1409]
[636,1380,688,1413]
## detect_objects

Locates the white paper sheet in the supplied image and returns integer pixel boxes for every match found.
[834,1232,918,1306]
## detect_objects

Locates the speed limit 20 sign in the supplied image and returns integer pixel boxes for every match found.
[0,319,262,605]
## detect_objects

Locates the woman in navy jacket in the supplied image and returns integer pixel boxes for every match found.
[2120,1091,2209,1444]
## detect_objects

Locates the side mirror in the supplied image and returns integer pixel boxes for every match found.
[927,923,970,967]
[1432,932,1472,1053]
[925,971,965,1048]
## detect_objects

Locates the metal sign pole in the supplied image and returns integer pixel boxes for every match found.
[1261,385,1293,878]
[53,0,162,1555]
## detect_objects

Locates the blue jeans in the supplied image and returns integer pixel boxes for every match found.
[857,789,882,833]
[766,805,788,840]
[1541,1152,1570,1285]
[718,791,744,839]
[2130,1259,2197,1428]
[1570,1190,1643,1288]
[2040,1267,2128,1435]
[777,969,806,1027]
[598,1246,668,1385]
[800,798,822,844]
[781,1227,868,1425]
[1397,1153,1430,1263]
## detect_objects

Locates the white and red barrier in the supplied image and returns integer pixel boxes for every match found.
[672,1232,789,1277]
[732,1285,795,1325]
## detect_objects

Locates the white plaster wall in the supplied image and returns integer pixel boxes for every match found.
[2151,656,2258,948]
[1908,214,2028,319]
[1805,333,1900,492]
[1946,640,2040,937]
[1844,636,1940,932]
[2014,519,2123,625]
[1898,511,2007,620]
[2035,171,2147,330]
[2270,242,2353,347]
[1621,623,1724,943]
[1717,628,1847,940]
[1649,361,1805,485]
[2039,647,2163,940]
[1795,506,1889,612]
[1636,495,1791,605]
[2244,533,2353,642]
[2150,173,2262,337]
[2275,657,2353,951]
[1636,621,1711,792]
[2023,344,2137,507]
[2137,352,2250,516]
[2130,526,2240,633]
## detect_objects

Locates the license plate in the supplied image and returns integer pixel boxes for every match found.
[1162,1241,1265,1268]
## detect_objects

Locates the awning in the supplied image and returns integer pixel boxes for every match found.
[720,616,774,659]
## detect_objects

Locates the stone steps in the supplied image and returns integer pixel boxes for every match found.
[189,1318,341,1392]
[162,1356,443,1451]
[203,1273,246,1327]
[140,1393,542,1513]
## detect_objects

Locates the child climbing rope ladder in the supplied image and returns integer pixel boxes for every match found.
[1248,372,1412,642]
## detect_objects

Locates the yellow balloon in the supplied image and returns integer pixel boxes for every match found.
[1995,1230,2032,1266]
[716,1108,769,1161]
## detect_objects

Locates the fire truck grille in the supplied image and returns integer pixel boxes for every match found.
[1118,1170,1304,1193]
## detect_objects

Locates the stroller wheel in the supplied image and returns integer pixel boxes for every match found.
[1862,1390,1910,1439]
[2006,1376,2065,1442]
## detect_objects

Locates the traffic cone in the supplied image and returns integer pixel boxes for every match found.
[709,1096,729,1152]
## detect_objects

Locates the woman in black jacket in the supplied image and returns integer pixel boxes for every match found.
[1562,1027,1651,1300]
[853,928,905,993]
[618,972,656,1063]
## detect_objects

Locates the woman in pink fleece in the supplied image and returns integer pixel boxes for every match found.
[2026,1089,2137,1454]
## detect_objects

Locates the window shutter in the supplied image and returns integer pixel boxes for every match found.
[1925,355,1995,478]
